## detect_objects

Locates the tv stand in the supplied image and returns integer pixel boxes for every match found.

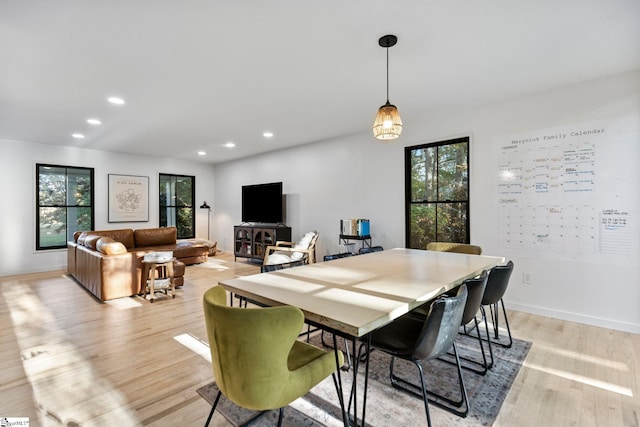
[234,224,292,262]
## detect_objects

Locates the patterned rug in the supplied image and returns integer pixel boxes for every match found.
[197,333,531,426]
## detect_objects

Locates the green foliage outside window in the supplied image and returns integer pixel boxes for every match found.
[406,138,469,249]
[37,164,94,250]
[159,173,195,239]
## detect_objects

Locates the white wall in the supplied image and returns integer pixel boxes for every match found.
[213,69,640,333]
[0,141,215,276]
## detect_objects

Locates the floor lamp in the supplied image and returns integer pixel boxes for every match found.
[200,201,211,240]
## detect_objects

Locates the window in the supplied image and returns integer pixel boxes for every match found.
[405,137,469,249]
[36,164,94,250]
[159,173,195,239]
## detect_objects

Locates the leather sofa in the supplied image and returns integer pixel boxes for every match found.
[67,227,210,301]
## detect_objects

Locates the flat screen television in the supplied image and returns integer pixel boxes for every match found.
[241,182,284,224]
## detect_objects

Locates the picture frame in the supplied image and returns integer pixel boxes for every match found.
[108,174,149,222]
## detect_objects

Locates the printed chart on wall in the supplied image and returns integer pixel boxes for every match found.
[494,119,638,263]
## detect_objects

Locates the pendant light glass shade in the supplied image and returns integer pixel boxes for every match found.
[373,34,402,141]
[373,101,402,140]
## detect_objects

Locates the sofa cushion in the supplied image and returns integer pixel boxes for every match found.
[135,227,177,247]
[76,232,91,246]
[77,229,135,249]
[83,234,102,250]
[96,237,128,255]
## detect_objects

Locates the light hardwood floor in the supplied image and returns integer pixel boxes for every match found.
[0,252,638,426]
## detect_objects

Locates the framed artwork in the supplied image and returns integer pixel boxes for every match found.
[108,174,149,222]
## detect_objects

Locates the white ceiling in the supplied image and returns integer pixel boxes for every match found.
[1,1,639,164]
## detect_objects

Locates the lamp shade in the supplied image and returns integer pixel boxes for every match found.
[372,101,403,140]
[200,201,211,209]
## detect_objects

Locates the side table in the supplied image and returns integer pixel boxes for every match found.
[141,252,176,302]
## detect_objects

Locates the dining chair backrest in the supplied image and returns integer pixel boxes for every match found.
[482,261,514,306]
[460,270,488,326]
[414,284,468,361]
[203,286,305,409]
[358,246,384,255]
[323,252,354,261]
[426,242,482,255]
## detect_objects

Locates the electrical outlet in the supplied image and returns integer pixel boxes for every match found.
[523,272,533,285]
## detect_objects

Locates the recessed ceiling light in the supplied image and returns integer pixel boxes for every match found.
[108,97,125,105]
[223,142,235,148]
[87,118,101,125]
[197,151,206,156]
[263,131,274,138]
[72,133,85,139]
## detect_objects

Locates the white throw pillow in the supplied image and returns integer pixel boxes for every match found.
[266,253,294,265]
[295,232,315,249]
[291,232,316,260]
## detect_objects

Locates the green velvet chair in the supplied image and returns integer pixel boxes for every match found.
[202,285,345,426]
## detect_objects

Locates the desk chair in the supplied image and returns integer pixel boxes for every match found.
[203,286,345,426]
[363,285,469,426]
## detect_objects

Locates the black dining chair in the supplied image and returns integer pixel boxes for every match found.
[437,271,490,375]
[478,260,514,367]
[323,252,354,261]
[358,245,384,255]
[361,285,469,426]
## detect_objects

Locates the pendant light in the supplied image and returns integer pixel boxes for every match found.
[373,34,402,141]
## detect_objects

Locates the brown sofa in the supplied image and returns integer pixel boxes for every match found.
[67,227,210,301]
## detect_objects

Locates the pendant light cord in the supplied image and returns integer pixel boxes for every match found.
[386,46,390,103]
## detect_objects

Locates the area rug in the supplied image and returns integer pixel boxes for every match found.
[197,333,531,426]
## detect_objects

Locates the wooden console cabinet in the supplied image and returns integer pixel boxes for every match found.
[234,225,292,262]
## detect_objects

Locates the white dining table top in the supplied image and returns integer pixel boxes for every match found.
[219,248,505,337]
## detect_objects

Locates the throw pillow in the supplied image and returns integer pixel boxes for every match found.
[96,237,128,255]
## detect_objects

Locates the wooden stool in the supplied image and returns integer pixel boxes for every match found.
[141,252,176,302]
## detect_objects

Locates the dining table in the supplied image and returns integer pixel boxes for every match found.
[219,247,505,426]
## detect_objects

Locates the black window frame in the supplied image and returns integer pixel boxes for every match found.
[36,163,95,250]
[158,173,196,239]
[404,136,470,248]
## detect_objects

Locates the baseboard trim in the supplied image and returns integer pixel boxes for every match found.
[506,301,640,334]
[0,264,67,278]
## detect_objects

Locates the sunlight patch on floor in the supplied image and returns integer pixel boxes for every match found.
[105,297,143,309]
[3,283,141,426]
[535,342,629,371]
[174,333,211,363]
[191,259,230,271]
[526,362,633,397]
[289,380,343,427]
